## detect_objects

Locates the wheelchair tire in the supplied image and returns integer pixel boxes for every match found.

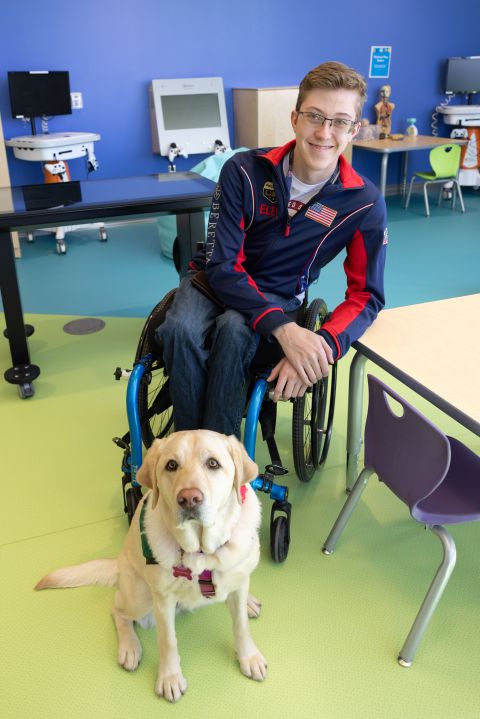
[135,289,176,448]
[270,515,289,563]
[292,298,337,482]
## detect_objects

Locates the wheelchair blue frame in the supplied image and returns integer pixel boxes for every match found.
[125,357,288,505]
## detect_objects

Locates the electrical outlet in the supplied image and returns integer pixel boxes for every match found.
[70,92,83,110]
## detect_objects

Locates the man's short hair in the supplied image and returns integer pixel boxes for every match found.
[296,61,367,120]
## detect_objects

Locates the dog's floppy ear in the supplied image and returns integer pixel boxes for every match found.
[136,438,167,509]
[227,435,258,503]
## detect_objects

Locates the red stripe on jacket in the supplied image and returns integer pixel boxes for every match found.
[233,215,265,295]
[252,307,283,331]
[322,228,371,343]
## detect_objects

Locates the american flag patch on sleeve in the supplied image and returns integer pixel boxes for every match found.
[305,202,337,227]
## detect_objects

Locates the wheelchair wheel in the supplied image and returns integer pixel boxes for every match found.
[270,516,289,563]
[125,486,143,525]
[292,298,337,482]
[135,289,176,448]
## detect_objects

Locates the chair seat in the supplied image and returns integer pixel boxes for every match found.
[413,437,480,524]
[415,172,455,181]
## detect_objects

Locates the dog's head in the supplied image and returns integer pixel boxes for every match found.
[136,430,258,525]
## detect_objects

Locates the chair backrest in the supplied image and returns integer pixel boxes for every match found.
[364,375,451,511]
[429,144,461,179]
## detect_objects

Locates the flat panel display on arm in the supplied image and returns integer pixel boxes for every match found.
[445,57,480,95]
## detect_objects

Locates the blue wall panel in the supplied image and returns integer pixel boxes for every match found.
[1,0,479,186]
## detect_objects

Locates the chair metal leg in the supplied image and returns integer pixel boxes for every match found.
[454,180,465,213]
[322,467,373,555]
[404,177,416,209]
[397,524,456,667]
[423,182,431,216]
[346,352,367,491]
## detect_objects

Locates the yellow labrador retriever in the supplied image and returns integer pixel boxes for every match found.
[36,430,267,702]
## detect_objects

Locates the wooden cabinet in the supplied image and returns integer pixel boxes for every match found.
[232,86,352,163]
[233,87,298,149]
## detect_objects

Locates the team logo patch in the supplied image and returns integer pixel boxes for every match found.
[213,184,221,201]
[262,181,277,203]
[305,202,337,227]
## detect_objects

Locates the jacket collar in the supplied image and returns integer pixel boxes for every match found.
[259,140,365,190]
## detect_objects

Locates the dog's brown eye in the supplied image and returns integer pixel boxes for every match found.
[165,459,178,472]
[206,457,220,469]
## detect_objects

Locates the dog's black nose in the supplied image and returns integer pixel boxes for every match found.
[177,488,204,510]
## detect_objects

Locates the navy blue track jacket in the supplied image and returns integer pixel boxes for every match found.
[190,140,387,360]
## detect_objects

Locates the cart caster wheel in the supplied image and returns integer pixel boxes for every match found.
[125,486,143,525]
[99,228,107,242]
[18,382,35,399]
[56,240,66,254]
[270,515,290,563]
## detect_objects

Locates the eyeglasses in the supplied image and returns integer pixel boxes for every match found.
[297,111,358,134]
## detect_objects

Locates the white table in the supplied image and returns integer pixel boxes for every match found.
[352,135,466,196]
[346,294,480,488]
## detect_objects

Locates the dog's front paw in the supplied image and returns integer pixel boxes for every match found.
[239,651,268,682]
[182,552,206,576]
[118,635,142,672]
[155,671,188,702]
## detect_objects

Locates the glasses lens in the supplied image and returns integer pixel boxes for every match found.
[300,112,353,133]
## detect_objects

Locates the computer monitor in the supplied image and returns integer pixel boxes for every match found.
[445,57,480,96]
[149,77,230,156]
[8,71,72,119]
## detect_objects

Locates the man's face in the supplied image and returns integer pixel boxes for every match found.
[291,88,360,184]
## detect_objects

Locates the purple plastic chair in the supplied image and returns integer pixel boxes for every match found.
[323,374,480,666]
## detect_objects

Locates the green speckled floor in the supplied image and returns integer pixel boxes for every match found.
[1,313,479,719]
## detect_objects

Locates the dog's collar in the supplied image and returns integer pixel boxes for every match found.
[139,496,216,598]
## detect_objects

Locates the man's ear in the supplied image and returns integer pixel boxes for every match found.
[136,438,167,509]
[291,109,299,134]
[350,121,361,141]
[227,435,258,504]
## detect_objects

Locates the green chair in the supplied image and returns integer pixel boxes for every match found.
[405,143,465,216]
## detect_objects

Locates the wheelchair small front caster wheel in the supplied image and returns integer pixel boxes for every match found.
[270,515,290,563]
[56,240,66,254]
[99,227,107,242]
[125,486,143,525]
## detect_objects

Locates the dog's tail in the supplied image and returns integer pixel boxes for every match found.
[35,559,119,591]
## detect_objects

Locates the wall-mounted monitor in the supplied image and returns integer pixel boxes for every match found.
[149,77,230,156]
[445,57,480,95]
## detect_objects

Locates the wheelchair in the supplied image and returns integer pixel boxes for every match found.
[113,287,337,563]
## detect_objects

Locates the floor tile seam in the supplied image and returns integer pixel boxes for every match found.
[0,513,124,550]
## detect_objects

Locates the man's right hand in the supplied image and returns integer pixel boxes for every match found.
[271,322,333,386]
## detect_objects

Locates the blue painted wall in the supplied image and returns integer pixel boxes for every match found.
[1,0,479,186]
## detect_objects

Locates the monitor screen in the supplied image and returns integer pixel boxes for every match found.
[445,57,480,95]
[149,77,230,156]
[8,71,72,118]
[161,93,221,131]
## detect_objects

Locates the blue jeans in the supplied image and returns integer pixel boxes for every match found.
[156,276,301,438]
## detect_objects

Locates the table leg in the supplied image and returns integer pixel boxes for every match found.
[175,210,206,279]
[379,152,389,196]
[0,229,40,397]
[401,152,409,199]
[346,351,367,490]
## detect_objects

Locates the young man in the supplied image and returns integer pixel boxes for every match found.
[157,61,387,438]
